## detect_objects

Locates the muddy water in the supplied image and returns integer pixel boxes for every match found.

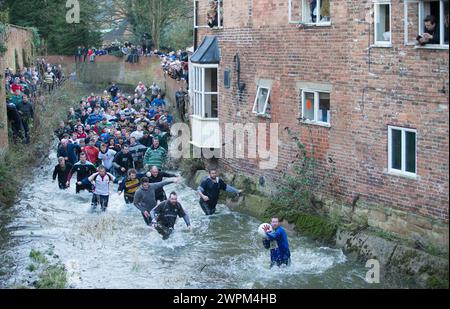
[0,149,418,289]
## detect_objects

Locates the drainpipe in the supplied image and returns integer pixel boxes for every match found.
[194,1,199,51]
[233,53,246,117]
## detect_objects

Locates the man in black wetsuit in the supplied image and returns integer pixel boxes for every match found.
[150,192,191,240]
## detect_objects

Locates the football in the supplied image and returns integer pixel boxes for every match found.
[257,223,273,238]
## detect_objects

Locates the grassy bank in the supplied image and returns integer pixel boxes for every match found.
[23,248,67,289]
[0,82,85,208]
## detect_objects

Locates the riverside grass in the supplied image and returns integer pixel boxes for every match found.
[0,82,85,207]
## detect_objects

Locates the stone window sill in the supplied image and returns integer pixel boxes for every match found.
[255,113,272,119]
[414,45,449,50]
[385,169,420,180]
[299,119,331,128]
[371,43,393,48]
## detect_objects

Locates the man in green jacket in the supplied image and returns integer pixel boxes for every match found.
[153,127,169,150]
[143,138,167,170]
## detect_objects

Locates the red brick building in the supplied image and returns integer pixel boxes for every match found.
[188,0,449,245]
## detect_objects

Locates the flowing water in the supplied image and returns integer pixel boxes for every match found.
[0,149,418,289]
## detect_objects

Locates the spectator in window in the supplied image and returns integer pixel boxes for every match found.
[207,1,218,28]
[417,15,440,45]
[309,0,327,23]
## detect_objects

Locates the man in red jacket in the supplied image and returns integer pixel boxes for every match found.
[83,137,100,166]
[10,78,23,94]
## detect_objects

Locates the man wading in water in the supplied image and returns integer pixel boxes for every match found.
[197,169,242,216]
[150,192,191,240]
[133,176,181,226]
[88,165,115,211]
[263,217,291,268]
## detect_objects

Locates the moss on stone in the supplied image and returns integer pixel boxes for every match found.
[419,264,449,289]
[427,275,449,289]
[295,213,337,243]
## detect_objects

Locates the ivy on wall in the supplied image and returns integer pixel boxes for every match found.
[0,23,7,56]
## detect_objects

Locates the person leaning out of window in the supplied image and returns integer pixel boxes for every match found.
[417,15,440,46]
[207,0,219,28]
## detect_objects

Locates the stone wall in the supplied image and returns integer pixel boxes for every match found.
[0,25,33,159]
[188,168,448,288]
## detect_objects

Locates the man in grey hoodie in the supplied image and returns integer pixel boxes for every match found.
[134,176,181,225]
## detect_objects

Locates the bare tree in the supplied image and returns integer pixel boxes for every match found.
[109,0,191,49]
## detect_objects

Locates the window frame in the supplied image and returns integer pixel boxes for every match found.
[252,86,271,116]
[300,89,331,127]
[404,0,449,48]
[388,126,418,178]
[373,1,392,47]
[194,0,224,29]
[288,0,332,26]
[189,62,219,119]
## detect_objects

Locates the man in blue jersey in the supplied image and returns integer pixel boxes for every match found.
[263,217,291,268]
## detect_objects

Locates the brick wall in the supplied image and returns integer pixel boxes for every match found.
[0,25,34,159]
[193,0,449,225]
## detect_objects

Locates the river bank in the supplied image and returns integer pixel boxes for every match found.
[1,147,421,289]
[180,166,448,289]
[0,81,88,208]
